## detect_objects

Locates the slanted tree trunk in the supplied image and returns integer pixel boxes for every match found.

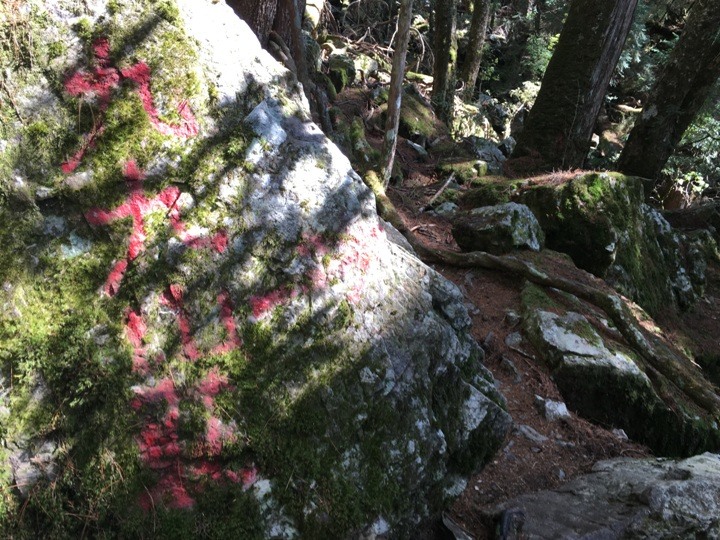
[616,0,720,181]
[459,0,492,99]
[509,0,638,172]
[227,0,278,47]
[382,0,415,187]
[432,0,458,123]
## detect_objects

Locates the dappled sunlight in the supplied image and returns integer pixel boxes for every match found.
[0,1,510,536]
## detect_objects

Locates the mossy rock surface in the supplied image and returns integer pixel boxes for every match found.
[0,1,510,537]
[464,173,705,316]
[379,86,449,144]
[521,283,720,457]
[518,172,704,314]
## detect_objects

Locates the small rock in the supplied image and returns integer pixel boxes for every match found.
[43,215,67,237]
[612,428,629,441]
[515,424,549,444]
[505,332,523,348]
[505,309,521,326]
[435,201,459,218]
[452,202,545,255]
[499,355,521,382]
[534,395,570,422]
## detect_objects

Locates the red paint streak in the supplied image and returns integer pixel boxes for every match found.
[211,291,241,355]
[104,259,128,297]
[86,162,227,296]
[62,37,198,173]
[249,287,293,319]
[132,364,246,510]
[296,233,330,258]
[126,307,150,374]
[211,230,228,253]
[140,470,195,510]
[196,366,230,409]
[121,62,199,138]
[160,285,201,361]
[134,377,181,406]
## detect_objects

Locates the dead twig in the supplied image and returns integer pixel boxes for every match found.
[420,172,455,211]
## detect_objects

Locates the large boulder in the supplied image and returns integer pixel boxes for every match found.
[461,173,707,315]
[0,1,510,537]
[521,283,720,456]
[493,453,720,539]
[521,173,706,314]
[452,202,544,254]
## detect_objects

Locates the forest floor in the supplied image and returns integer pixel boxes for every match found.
[341,94,720,537]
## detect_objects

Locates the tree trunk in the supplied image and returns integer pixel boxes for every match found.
[432,0,458,123]
[616,0,720,181]
[509,0,638,172]
[227,0,278,47]
[459,0,492,99]
[382,0,415,187]
[272,0,308,84]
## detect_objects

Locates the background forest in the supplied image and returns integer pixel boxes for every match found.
[248,0,720,211]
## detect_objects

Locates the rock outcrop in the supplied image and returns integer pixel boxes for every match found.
[452,202,544,254]
[520,282,720,456]
[493,452,720,539]
[460,172,711,315]
[0,1,510,537]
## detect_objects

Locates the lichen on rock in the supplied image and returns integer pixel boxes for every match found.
[521,282,720,456]
[0,0,510,536]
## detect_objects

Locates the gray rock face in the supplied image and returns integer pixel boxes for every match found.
[494,453,720,539]
[0,0,510,536]
[464,136,506,173]
[515,173,706,315]
[452,202,544,254]
[9,441,59,498]
[521,285,719,455]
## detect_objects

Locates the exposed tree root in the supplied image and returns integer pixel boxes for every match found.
[364,173,720,419]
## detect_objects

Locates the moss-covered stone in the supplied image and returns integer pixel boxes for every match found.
[465,172,706,315]
[437,157,488,184]
[521,282,720,456]
[378,86,449,144]
[0,1,510,537]
[328,53,355,93]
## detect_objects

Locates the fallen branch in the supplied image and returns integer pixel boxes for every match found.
[420,172,454,211]
[363,173,720,418]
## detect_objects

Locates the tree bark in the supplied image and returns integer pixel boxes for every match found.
[226,0,278,47]
[509,0,638,172]
[432,0,458,123]
[382,0,415,187]
[459,0,492,99]
[616,0,720,181]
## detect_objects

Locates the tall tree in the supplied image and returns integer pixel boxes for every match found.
[432,0,458,122]
[509,0,638,172]
[227,0,277,47]
[616,0,720,181]
[382,0,415,187]
[459,0,492,99]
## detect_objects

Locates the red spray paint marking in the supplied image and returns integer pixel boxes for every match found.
[132,368,255,510]
[62,37,199,173]
[211,291,243,355]
[160,284,201,361]
[85,161,227,297]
